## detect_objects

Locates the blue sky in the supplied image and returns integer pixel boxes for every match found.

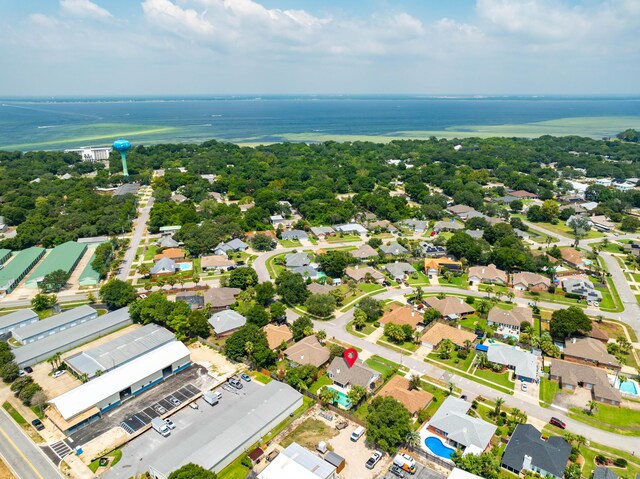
[0,0,638,96]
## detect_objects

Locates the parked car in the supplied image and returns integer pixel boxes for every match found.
[169,397,181,407]
[366,451,383,469]
[18,370,27,377]
[52,370,66,378]
[550,417,566,429]
[31,419,44,431]
[521,383,528,392]
[188,402,199,410]
[24,366,33,373]
[228,378,243,389]
[164,419,175,429]
[240,373,251,382]
[350,426,365,442]
[154,404,167,414]
[389,465,405,477]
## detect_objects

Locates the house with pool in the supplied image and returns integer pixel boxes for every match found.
[326,357,380,409]
[420,396,497,460]
[486,344,539,383]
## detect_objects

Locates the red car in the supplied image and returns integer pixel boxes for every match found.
[549,417,566,429]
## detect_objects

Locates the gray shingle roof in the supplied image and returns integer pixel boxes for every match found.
[150,257,176,275]
[208,309,246,335]
[285,252,310,268]
[501,424,571,479]
[326,357,379,388]
[384,262,414,279]
[380,243,409,256]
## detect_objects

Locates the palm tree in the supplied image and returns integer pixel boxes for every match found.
[178,276,186,290]
[494,397,505,417]
[316,330,327,345]
[408,374,422,391]
[193,274,201,288]
[437,292,446,300]
[575,435,586,450]
[303,326,314,338]
[347,385,367,408]
[485,286,494,298]
[80,373,89,384]
[506,291,515,303]
[463,339,473,351]
[587,400,598,415]
[319,386,338,406]
[414,286,424,302]
[244,341,254,369]
[405,431,421,449]
[448,381,456,395]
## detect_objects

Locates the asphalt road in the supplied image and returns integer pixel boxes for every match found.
[0,409,62,479]
[117,196,154,282]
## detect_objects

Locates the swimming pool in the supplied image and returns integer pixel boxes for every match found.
[617,378,639,396]
[177,263,192,271]
[328,386,352,409]
[424,436,455,459]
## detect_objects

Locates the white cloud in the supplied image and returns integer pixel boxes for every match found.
[60,0,112,20]
[142,0,214,35]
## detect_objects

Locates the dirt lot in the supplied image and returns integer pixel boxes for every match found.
[188,341,238,378]
[0,458,15,479]
[32,363,81,399]
[281,418,338,450]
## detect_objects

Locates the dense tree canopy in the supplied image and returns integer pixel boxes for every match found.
[168,463,217,479]
[366,396,413,453]
[99,279,137,310]
[550,306,592,339]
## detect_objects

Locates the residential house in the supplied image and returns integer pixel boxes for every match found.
[281,230,309,241]
[383,262,415,281]
[419,243,447,257]
[208,309,246,337]
[594,467,619,479]
[508,190,538,200]
[468,264,507,285]
[345,266,385,284]
[379,242,409,256]
[367,220,397,233]
[585,322,609,343]
[200,255,235,271]
[270,215,285,226]
[380,305,423,329]
[285,252,311,269]
[501,424,571,479]
[561,277,602,302]
[175,291,204,310]
[487,307,533,338]
[213,239,249,255]
[401,219,429,233]
[150,257,178,277]
[486,344,538,382]
[352,244,378,260]
[434,221,464,232]
[421,322,476,349]
[465,229,484,240]
[307,283,335,295]
[590,215,615,232]
[422,297,475,320]
[424,258,463,277]
[264,324,293,350]
[284,336,330,368]
[563,337,621,370]
[581,201,599,211]
[548,359,621,406]
[171,194,187,203]
[153,248,186,262]
[426,396,497,454]
[446,204,477,219]
[378,376,433,416]
[203,287,241,312]
[560,248,587,269]
[157,236,180,249]
[309,226,335,239]
[326,357,380,390]
[290,266,322,280]
[335,223,367,235]
[512,272,550,292]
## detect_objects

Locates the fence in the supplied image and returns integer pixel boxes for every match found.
[197,336,223,352]
[406,445,455,471]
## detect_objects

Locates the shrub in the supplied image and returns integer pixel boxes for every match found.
[457,349,469,360]
[614,458,628,468]
[466,296,475,305]
[595,454,607,464]
[373,321,380,327]
[471,400,479,409]
[241,455,253,469]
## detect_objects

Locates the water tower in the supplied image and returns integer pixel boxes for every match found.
[112,139,131,176]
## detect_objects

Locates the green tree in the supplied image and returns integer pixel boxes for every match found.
[305,294,336,317]
[319,386,338,405]
[316,329,327,344]
[317,250,354,278]
[99,279,136,310]
[408,374,422,391]
[357,297,383,322]
[255,282,275,306]
[587,400,598,415]
[550,306,591,339]
[246,304,270,328]
[353,309,367,330]
[250,233,274,252]
[541,199,560,222]
[291,316,314,341]
[366,396,413,453]
[39,269,70,293]
[564,464,581,479]
[270,301,287,323]
[275,271,309,305]
[228,267,259,290]
[168,463,218,479]
[31,293,57,312]
[285,364,318,391]
[1,361,20,383]
[566,215,592,247]
[451,450,500,479]
[224,324,275,369]
[621,216,640,232]
[347,385,367,408]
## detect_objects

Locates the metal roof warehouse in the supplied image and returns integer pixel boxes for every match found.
[0,247,46,295]
[47,341,191,434]
[13,307,131,368]
[65,323,175,378]
[24,241,87,289]
[0,309,39,335]
[12,305,98,344]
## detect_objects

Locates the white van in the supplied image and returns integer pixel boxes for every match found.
[350,426,365,442]
[393,453,417,473]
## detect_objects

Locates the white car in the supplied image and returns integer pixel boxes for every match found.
[164,419,175,429]
[366,451,383,469]
[521,382,528,392]
[53,370,66,378]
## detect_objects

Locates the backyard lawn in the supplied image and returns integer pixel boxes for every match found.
[309,375,332,394]
[143,245,157,261]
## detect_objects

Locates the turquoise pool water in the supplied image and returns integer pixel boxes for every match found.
[617,379,639,395]
[425,436,455,459]
[178,263,192,271]
[328,387,352,409]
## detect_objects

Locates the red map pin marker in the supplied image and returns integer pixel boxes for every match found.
[344,348,358,368]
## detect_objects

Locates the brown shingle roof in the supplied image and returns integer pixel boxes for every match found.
[468,264,507,283]
[263,324,293,350]
[563,337,619,368]
[509,190,538,199]
[423,297,475,317]
[512,272,550,288]
[352,244,379,259]
[421,322,476,348]
[200,255,235,269]
[307,283,336,295]
[560,248,584,267]
[203,287,241,308]
[327,357,379,388]
[378,376,433,414]
[380,305,423,328]
[345,266,384,282]
[487,307,532,328]
[549,359,621,404]
[284,336,330,368]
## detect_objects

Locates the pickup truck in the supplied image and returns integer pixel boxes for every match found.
[151,417,170,437]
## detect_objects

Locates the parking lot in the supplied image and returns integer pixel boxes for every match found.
[68,364,214,445]
[381,462,447,479]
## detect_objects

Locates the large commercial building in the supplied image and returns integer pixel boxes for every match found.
[12,305,97,344]
[149,381,303,476]
[47,341,191,434]
[0,247,46,295]
[13,308,131,367]
[258,443,336,479]
[0,249,11,265]
[25,241,87,289]
[65,324,175,378]
[0,309,38,336]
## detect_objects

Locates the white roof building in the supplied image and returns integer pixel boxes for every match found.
[259,443,336,479]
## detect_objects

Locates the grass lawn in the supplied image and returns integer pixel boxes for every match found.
[346,320,376,337]
[439,274,468,288]
[428,350,475,373]
[89,450,122,473]
[420,380,449,420]
[265,253,286,278]
[325,234,361,243]
[250,371,272,384]
[380,335,418,352]
[30,406,45,419]
[365,357,396,378]
[218,454,251,479]
[280,418,338,449]
[593,241,628,254]
[310,375,332,394]
[539,378,559,407]
[3,402,26,426]
[459,314,488,331]
[143,245,157,261]
[353,402,370,422]
[478,283,508,294]
[604,277,624,312]
[474,368,515,390]
[279,239,301,248]
[525,290,582,306]
[407,271,430,285]
[524,218,604,240]
[569,403,640,435]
